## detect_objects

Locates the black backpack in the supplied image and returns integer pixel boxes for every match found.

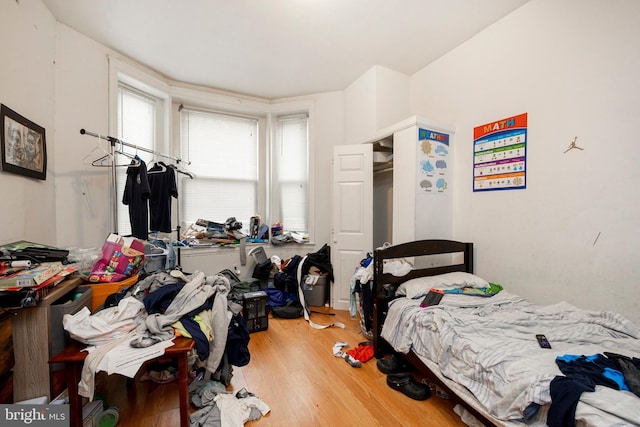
[219,268,261,304]
[271,299,304,319]
[273,255,302,294]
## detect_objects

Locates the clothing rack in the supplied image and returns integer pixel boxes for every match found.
[80,129,190,265]
[80,128,185,163]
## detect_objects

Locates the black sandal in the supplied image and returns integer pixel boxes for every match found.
[376,354,411,374]
[386,373,431,400]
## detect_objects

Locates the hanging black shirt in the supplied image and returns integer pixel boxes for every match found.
[122,158,150,240]
[148,162,178,233]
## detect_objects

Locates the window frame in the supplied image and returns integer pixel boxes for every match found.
[267,100,316,242]
[178,106,264,232]
[269,112,310,233]
[108,55,171,235]
[109,56,315,242]
[115,82,163,236]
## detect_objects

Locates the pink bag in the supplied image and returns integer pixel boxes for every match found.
[87,233,145,283]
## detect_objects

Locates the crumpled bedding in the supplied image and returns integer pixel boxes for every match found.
[381,291,640,426]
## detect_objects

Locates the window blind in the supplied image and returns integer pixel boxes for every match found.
[180,109,259,231]
[116,84,157,235]
[273,114,308,232]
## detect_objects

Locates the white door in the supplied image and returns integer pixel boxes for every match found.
[331,144,373,310]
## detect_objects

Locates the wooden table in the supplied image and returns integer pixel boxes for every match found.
[49,336,195,427]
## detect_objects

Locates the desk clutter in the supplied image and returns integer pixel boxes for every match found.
[2,233,339,426]
[0,241,79,309]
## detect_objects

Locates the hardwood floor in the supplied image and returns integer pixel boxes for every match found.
[92,309,468,427]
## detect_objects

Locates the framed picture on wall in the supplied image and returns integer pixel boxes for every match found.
[0,104,47,180]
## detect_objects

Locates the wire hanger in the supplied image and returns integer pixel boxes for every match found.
[91,147,140,167]
[119,145,142,166]
[148,161,167,174]
[90,153,114,167]
[167,163,195,179]
[82,135,111,165]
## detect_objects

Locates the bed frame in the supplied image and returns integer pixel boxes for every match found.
[373,239,498,426]
[372,239,473,357]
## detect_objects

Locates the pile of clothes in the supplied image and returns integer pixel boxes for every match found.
[63,269,250,400]
[189,381,270,427]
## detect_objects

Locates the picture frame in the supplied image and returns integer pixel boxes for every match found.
[1,104,47,180]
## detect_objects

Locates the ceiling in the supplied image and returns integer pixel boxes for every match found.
[41,0,530,100]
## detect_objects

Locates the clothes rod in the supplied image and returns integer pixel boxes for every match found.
[80,128,189,165]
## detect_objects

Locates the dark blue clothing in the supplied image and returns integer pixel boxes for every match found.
[122,159,150,240]
[144,282,184,314]
[548,376,594,427]
[556,354,626,390]
[148,162,178,233]
[548,354,628,427]
[179,316,210,361]
[144,282,214,360]
[226,313,250,367]
[355,279,374,332]
[605,352,640,397]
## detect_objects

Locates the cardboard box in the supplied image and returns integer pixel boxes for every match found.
[0,262,64,289]
[87,234,144,283]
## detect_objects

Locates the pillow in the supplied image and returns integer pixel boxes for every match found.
[396,272,490,299]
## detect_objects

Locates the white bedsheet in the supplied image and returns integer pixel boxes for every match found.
[381,291,640,426]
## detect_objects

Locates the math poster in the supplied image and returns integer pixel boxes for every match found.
[473,113,527,192]
[417,128,450,194]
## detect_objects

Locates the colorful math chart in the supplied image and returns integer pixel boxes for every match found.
[473,113,527,192]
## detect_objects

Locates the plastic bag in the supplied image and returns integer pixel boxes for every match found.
[87,233,145,283]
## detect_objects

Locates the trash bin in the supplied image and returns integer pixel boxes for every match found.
[302,275,328,306]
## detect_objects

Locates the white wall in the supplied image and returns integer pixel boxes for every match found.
[375,67,410,131]
[409,0,640,320]
[54,24,113,249]
[344,65,409,144]
[0,1,57,245]
[345,68,378,145]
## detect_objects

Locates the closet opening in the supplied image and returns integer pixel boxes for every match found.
[372,136,393,249]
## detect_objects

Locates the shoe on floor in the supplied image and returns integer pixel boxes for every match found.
[386,373,431,401]
[376,354,411,374]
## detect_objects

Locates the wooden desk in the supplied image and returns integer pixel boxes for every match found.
[11,276,85,401]
[49,336,195,427]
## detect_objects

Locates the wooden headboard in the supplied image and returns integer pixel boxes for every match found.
[372,239,474,356]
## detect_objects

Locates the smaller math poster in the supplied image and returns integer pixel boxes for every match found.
[473,113,527,192]
[417,128,450,194]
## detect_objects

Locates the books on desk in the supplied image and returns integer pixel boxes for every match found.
[0,262,66,290]
[0,264,80,308]
[36,264,80,288]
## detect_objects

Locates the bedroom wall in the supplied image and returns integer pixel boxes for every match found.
[53,23,115,250]
[0,1,58,246]
[409,0,640,321]
[344,65,410,144]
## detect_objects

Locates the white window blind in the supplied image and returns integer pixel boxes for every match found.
[272,114,308,232]
[180,109,258,231]
[116,84,157,235]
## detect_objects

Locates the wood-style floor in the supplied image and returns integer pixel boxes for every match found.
[92,309,468,427]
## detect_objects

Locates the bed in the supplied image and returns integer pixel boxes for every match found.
[372,239,640,427]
